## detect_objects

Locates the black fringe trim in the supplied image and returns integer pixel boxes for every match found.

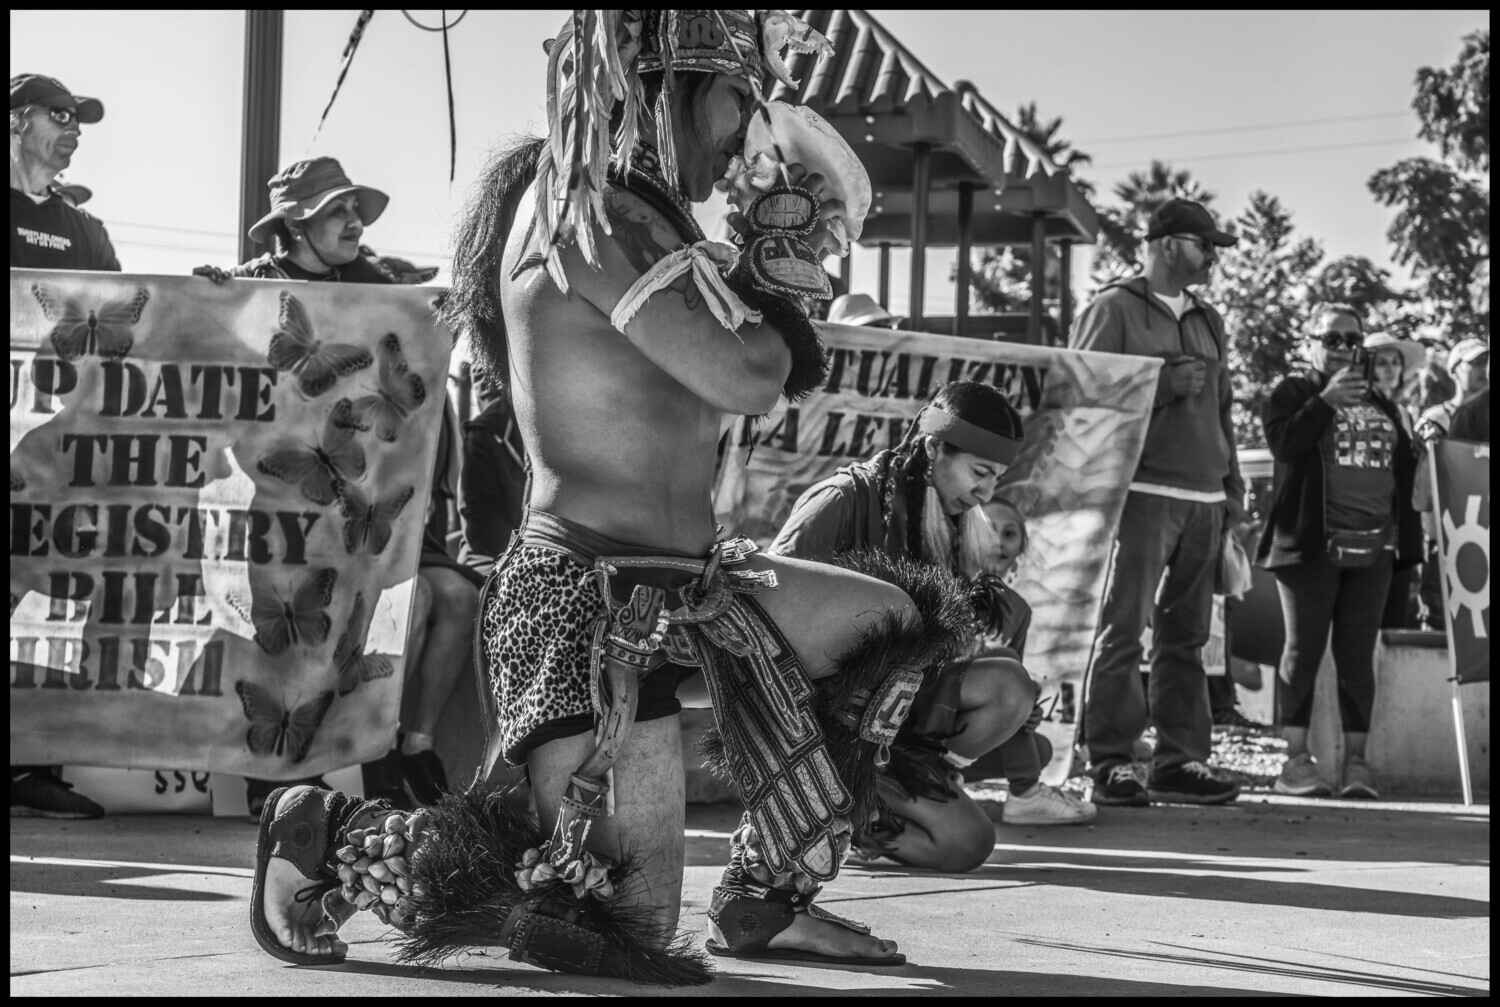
[883,737,963,803]
[392,783,710,986]
[814,550,976,828]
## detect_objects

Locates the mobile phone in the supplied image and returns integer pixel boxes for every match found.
[1351,346,1375,383]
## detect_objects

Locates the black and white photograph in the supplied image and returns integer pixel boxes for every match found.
[9,8,1489,997]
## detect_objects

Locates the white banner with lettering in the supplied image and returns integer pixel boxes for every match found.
[714,322,1162,781]
[10,268,452,779]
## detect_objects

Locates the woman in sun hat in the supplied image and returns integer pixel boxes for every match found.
[192,156,479,823]
[194,156,391,282]
[1363,331,1425,435]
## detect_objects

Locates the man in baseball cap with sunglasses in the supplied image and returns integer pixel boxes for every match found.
[1069,196,1247,809]
[9,72,117,821]
[9,72,119,273]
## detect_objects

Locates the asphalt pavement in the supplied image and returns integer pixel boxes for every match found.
[10,794,1490,997]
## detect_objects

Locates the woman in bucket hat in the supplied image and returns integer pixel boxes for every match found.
[194,156,390,282]
[194,157,482,825]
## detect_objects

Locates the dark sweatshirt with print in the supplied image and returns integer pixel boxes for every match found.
[1070,276,1244,514]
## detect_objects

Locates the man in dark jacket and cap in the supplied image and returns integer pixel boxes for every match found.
[1069,198,1247,808]
[9,72,116,820]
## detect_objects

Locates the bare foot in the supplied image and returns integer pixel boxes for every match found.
[257,786,349,961]
[708,911,901,961]
[263,857,348,959]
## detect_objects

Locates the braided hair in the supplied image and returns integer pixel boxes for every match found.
[880,381,1024,563]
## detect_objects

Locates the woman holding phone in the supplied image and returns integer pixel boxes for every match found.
[1257,303,1422,800]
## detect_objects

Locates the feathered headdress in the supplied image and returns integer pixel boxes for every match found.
[527,9,834,292]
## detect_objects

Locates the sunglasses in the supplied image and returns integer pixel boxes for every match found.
[43,106,81,128]
[1172,234,1213,255]
[1317,331,1364,351]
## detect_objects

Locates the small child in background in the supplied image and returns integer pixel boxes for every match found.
[960,497,1098,825]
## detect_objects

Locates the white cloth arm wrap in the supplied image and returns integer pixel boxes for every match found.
[609,240,763,337]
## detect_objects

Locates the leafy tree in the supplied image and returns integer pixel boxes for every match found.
[1413,28,1489,174]
[966,246,1033,313]
[1205,192,1325,447]
[1367,28,1490,342]
[1310,255,1425,338]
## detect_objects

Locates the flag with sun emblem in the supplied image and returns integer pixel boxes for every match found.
[1431,438,1490,683]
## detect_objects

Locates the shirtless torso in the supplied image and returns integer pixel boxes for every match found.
[502,181,787,555]
[499,171,915,961]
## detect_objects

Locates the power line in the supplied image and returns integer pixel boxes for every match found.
[111,219,234,239]
[1089,136,1418,170]
[1087,111,1411,145]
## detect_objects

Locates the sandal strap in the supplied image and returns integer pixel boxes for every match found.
[804,901,871,935]
[707,886,795,956]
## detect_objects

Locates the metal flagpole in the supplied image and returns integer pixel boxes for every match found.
[1429,445,1473,807]
[238,10,284,264]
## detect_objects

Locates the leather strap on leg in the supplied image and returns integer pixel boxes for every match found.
[711,814,874,954]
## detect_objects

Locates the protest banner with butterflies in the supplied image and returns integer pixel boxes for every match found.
[9,268,453,779]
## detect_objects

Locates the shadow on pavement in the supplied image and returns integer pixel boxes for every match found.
[828,860,1487,920]
[1014,938,1490,997]
[317,955,1275,996]
[10,859,238,901]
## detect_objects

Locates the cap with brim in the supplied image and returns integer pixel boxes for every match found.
[1145,197,1237,247]
[248,156,389,244]
[1447,338,1490,371]
[1362,333,1424,374]
[828,292,892,327]
[917,405,1022,465]
[10,73,104,124]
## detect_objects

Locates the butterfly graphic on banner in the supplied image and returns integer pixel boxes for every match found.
[30,282,149,361]
[227,567,338,655]
[348,332,426,442]
[332,592,395,695]
[335,482,415,555]
[234,680,335,763]
[255,397,367,505]
[268,290,374,398]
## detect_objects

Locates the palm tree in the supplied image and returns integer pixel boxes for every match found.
[1013,100,1096,198]
[964,103,1097,323]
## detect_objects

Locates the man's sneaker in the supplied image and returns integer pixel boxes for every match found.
[1002,782,1099,825]
[10,767,105,819]
[1273,753,1332,797]
[1339,755,1380,800]
[401,748,450,807]
[1212,707,1265,730]
[1147,760,1241,805]
[1091,763,1150,807]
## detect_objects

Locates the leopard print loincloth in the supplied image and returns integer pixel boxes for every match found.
[479,542,608,766]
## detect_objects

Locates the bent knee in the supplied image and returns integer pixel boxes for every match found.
[964,656,1039,708]
[938,811,997,873]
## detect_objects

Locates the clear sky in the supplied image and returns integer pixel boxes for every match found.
[10,9,1488,323]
